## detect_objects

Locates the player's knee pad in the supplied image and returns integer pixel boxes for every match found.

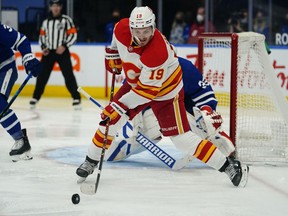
[209,131,235,157]
[170,131,202,153]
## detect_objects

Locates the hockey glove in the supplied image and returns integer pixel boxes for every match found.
[200,105,223,132]
[100,100,128,125]
[22,53,42,77]
[105,48,122,74]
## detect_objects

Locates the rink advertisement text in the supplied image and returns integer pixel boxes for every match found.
[13,44,288,98]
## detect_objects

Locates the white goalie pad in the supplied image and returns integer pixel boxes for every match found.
[141,109,162,140]
[106,108,162,161]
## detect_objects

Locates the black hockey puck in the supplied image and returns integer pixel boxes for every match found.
[71,193,80,204]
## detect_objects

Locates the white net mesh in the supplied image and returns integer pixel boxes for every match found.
[201,32,288,164]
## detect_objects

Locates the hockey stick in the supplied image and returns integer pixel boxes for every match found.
[80,74,116,195]
[77,87,190,171]
[0,73,33,120]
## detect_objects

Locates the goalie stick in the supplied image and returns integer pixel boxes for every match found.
[77,87,192,172]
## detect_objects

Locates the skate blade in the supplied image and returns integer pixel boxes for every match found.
[11,151,33,162]
[239,165,249,187]
[77,177,87,184]
[80,182,97,195]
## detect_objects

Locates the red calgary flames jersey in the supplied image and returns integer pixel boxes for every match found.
[111,18,183,109]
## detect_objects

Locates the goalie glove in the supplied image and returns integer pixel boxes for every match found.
[200,105,223,133]
[105,48,122,74]
[193,106,223,137]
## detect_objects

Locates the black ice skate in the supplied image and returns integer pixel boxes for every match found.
[9,129,33,162]
[224,157,249,187]
[76,156,99,183]
[72,99,81,111]
[29,98,38,110]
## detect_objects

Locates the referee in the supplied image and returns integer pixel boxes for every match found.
[30,0,81,110]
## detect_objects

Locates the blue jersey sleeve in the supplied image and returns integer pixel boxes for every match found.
[0,24,32,57]
[179,57,218,114]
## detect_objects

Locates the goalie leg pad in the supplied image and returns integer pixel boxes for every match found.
[187,112,208,139]
[106,109,161,162]
[142,108,162,140]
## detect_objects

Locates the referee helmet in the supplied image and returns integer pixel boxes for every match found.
[49,0,63,6]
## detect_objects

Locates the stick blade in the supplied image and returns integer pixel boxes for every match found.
[80,182,97,195]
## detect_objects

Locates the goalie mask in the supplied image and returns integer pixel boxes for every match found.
[129,6,156,46]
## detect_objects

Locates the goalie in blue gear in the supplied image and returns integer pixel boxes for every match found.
[0,23,42,161]
[105,57,236,163]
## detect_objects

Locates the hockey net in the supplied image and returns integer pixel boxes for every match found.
[198,32,288,164]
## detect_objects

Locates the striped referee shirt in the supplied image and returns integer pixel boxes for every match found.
[39,14,77,50]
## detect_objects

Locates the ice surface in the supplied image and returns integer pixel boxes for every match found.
[0,97,288,216]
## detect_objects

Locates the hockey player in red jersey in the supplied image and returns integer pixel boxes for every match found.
[104,57,236,163]
[76,6,249,187]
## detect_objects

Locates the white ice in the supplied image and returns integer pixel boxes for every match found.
[0,97,288,216]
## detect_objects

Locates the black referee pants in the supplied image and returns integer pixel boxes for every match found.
[32,49,80,101]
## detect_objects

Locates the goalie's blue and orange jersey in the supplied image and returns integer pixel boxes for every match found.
[111,18,183,108]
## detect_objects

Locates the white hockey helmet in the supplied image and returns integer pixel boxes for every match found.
[129,6,156,31]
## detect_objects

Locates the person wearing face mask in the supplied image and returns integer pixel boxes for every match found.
[169,11,190,44]
[253,10,269,39]
[280,13,288,34]
[188,7,216,44]
[105,9,121,43]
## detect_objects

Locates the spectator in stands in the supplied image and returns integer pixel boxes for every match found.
[169,11,190,44]
[253,10,269,38]
[105,9,121,43]
[280,12,288,34]
[187,6,216,44]
[227,12,245,33]
[239,9,248,32]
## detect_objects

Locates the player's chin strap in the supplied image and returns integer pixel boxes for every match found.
[77,87,190,170]
[132,36,141,46]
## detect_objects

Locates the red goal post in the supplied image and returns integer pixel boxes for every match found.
[198,32,288,164]
[198,33,238,146]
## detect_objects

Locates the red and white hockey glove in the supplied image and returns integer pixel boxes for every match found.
[105,48,122,74]
[100,100,128,125]
[200,105,223,132]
